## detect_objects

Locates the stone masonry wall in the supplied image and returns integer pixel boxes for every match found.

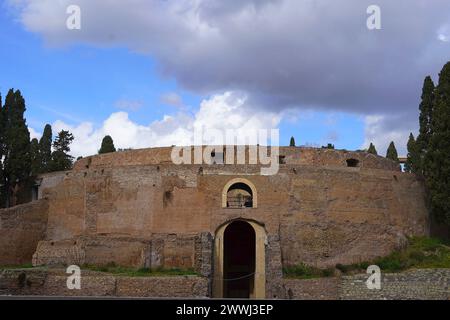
[283,269,450,300]
[2,268,446,299]
[29,146,429,299]
[339,268,450,300]
[32,233,212,277]
[0,200,48,266]
[284,277,339,300]
[73,146,400,171]
[0,268,208,298]
[41,163,427,269]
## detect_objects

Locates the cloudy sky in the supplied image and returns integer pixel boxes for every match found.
[1,0,449,157]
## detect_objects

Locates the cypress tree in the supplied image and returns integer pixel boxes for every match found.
[99,135,116,154]
[0,93,5,207]
[405,133,420,173]
[39,124,53,173]
[30,138,40,176]
[3,89,31,206]
[51,130,74,171]
[416,76,435,173]
[417,76,435,149]
[289,136,295,147]
[386,141,399,162]
[425,62,450,225]
[367,142,378,155]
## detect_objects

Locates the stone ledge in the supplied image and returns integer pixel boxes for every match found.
[0,268,208,298]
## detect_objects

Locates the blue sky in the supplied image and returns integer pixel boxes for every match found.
[1,1,448,157]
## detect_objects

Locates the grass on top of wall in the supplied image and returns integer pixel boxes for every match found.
[0,263,35,269]
[284,236,450,279]
[81,264,199,277]
[283,263,335,279]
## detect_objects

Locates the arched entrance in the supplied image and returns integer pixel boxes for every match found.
[223,221,255,298]
[213,219,266,299]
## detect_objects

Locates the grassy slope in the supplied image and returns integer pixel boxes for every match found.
[284,236,450,279]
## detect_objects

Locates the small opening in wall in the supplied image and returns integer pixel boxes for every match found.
[279,155,286,164]
[346,159,360,168]
[163,190,173,207]
[227,183,253,208]
[393,175,398,181]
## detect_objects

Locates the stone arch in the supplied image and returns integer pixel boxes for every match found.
[222,178,258,208]
[212,218,266,299]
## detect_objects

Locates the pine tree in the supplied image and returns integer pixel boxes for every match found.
[424,62,450,225]
[30,138,40,176]
[39,124,53,173]
[289,136,295,147]
[99,135,116,154]
[51,130,74,171]
[367,143,378,155]
[3,89,31,207]
[405,133,420,173]
[386,141,399,162]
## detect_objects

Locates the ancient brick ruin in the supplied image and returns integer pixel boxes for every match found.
[0,146,430,298]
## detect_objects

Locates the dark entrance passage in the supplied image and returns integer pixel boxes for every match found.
[223,221,256,298]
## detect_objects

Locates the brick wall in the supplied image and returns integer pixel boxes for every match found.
[0,200,48,266]
[32,233,212,277]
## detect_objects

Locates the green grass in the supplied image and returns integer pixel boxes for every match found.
[285,236,450,279]
[372,236,450,272]
[283,263,335,279]
[81,263,198,277]
[0,263,35,269]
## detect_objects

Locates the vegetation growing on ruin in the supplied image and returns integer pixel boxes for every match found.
[336,237,450,274]
[82,264,199,277]
[283,263,335,279]
[284,237,450,279]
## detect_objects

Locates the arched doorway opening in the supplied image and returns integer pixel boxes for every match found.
[213,219,266,299]
[223,221,256,298]
[226,183,253,208]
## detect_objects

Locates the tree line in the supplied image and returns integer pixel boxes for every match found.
[0,89,75,207]
[405,62,450,226]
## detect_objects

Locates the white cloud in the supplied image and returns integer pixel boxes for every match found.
[362,115,412,156]
[47,91,281,157]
